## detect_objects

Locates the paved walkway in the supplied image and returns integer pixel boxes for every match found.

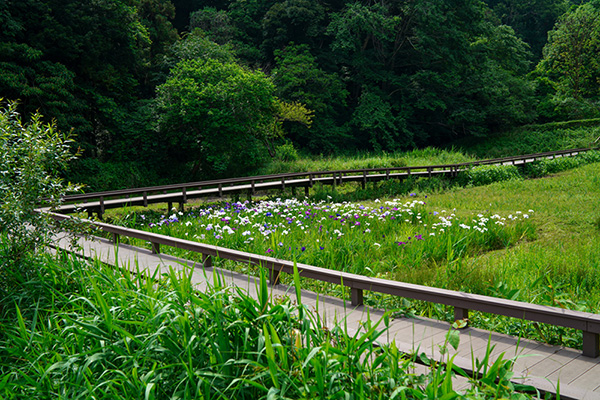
[53,234,600,399]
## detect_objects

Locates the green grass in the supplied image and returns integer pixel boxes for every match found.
[256,147,476,175]
[451,121,600,158]
[105,160,600,349]
[0,252,536,399]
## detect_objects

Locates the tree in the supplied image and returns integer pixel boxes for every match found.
[272,44,350,152]
[0,101,80,287]
[155,58,277,178]
[535,0,600,119]
[327,0,535,145]
[485,0,570,60]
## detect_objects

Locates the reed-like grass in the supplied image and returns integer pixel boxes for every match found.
[0,252,536,399]
[105,160,600,349]
[257,147,476,175]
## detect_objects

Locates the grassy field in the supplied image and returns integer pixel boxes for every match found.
[107,161,600,349]
[0,252,534,398]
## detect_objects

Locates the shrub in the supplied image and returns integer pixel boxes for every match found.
[0,101,80,288]
[461,164,521,186]
[274,141,299,162]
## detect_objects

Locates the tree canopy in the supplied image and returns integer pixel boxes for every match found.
[0,0,594,189]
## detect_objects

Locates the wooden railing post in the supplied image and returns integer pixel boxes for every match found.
[454,307,469,324]
[351,288,363,306]
[309,174,313,187]
[582,331,600,358]
[202,254,212,268]
[362,170,367,189]
[112,233,120,244]
[151,242,160,254]
[251,180,256,195]
[218,184,223,198]
[99,196,105,216]
[281,177,285,190]
[143,192,148,207]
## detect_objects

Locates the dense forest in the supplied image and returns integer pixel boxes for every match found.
[1,0,599,189]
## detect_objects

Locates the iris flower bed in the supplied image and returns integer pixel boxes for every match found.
[116,196,535,286]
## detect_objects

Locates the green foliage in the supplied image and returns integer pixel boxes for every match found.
[272,44,350,152]
[523,150,600,177]
[0,253,533,399]
[274,141,300,162]
[155,58,276,178]
[485,0,570,60]
[461,164,522,186]
[453,122,600,158]
[0,103,80,287]
[535,0,600,120]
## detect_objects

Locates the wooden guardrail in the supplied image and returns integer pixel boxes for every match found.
[48,211,600,358]
[55,148,592,217]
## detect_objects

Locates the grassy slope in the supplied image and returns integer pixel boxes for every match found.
[425,163,600,304]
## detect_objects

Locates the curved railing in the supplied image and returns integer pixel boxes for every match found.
[49,211,600,358]
[55,147,593,217]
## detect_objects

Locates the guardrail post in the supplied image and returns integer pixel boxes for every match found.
[362,170,367,189]
[218,184,223,198]
[99,196,105,217]
[428,167,432,178]
[143,192,148,207]
[582,331,600,358]
[281,177,285,190]
[112,233,120,244]
[251,180,256,195]
[182,187,187,203]
[151,242,160,254]
[407,168,411,176]
[202,254,212,268]
[454,307,469,324]
[305,185,310,196]
[168,201,173,211]
[386,169,390,180]
[351,288,363,306]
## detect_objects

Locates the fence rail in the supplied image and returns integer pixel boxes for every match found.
[54,147,592,217]
[48,211,600,358]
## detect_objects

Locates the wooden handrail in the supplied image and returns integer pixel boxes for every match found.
[61,148,592,203]
[48,211,600,358]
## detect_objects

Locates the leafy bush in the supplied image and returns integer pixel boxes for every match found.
[0,102,80,287]
[461,164,521,186]
[523,150,600,178]
[274,141,299,162]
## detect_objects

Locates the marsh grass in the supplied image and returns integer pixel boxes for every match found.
[257,147,476,175]
[0,253,537,399]
[103,160,600,349]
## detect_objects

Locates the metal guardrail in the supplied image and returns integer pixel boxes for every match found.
[48,211,600,358]
[55,148,592,217]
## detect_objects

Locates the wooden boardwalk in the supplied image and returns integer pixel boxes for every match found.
[53,148,590,217]
[53,234,600,399]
